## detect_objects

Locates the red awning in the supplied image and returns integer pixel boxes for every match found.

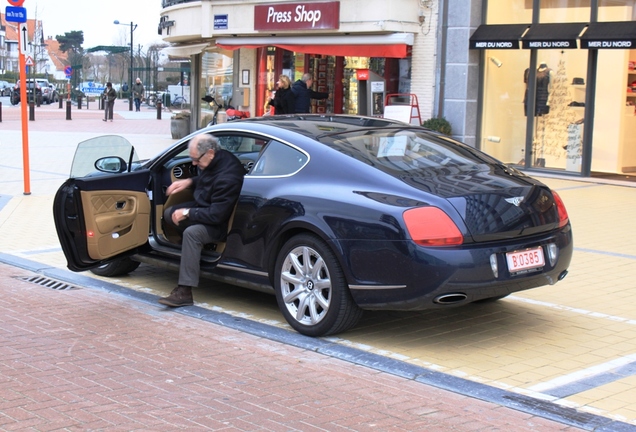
[215,34,414,58]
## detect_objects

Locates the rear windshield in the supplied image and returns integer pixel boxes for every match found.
[320,128,498,174]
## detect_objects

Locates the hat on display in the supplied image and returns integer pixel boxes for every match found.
[571,77,585,85]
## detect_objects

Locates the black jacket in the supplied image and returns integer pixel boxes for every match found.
[291,80,328,113]
[269,87,295,114]
[188,149,245,230]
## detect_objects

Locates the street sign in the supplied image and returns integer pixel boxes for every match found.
[64,66,72,79]
[7,0,25,7]
[25,56,34,66]
[19,23,28,53]
[5,6,26,22]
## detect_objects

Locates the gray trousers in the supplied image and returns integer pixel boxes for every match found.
[163,202,223,287]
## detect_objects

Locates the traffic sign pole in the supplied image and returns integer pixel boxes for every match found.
[18,27,30,195]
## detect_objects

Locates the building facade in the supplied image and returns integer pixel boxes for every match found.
[159,0,636,178]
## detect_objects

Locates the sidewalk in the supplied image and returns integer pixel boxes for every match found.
[1,99,636,430]
[0,262,584,431]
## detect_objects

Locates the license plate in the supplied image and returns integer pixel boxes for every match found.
[506,247,545,273]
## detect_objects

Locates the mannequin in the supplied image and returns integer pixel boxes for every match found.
[524,62,553,116]
[523,62,554,167]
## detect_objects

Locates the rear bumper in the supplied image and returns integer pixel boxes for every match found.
[341,226,573,310]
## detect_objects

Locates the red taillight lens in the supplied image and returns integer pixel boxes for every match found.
[551,190,569,228]
[403,207,464,246]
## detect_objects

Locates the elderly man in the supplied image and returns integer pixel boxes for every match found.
[131,77,144,112]
[159,134,245,307]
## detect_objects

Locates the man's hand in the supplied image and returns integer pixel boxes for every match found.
[172,208,189,226]
[166,178,193,196]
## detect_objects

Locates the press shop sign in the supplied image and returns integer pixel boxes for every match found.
[254,1,340,30]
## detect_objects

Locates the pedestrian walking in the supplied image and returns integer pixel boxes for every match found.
[102,82,116,122]
[132,78,145,112]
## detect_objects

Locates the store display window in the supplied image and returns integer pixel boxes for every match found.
[200,51,234,123]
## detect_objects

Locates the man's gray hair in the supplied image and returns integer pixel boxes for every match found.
[301,73,313,83]
[193,134,221,155]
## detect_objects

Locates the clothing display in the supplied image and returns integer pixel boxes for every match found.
[524,65,552,116]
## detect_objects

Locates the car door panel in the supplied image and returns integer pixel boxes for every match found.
[81,190,151,260]
[54,170,151,271]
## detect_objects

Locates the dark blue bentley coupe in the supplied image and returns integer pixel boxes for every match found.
[53,115,572,336]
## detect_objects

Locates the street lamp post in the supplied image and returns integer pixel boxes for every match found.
[114,20,137,111]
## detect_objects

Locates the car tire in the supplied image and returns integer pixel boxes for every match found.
[274,233,363,337]
[90,258,141,277]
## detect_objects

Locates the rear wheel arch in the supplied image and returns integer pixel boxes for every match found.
[265,224,350,286]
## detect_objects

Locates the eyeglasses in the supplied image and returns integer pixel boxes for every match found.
[191,151,206,163]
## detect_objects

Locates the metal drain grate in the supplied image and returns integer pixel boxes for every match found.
[17,276,79,291]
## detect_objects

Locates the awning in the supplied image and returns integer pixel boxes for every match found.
[581,21,636,49]
[469,24,530,49]
[215,34,414,58]
[161,42,211,57]
[521,22,587,49]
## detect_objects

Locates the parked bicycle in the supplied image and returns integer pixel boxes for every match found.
[146,91,161,108]
[171,95,187,109]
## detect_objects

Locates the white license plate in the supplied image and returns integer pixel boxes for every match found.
[506,247,545,273]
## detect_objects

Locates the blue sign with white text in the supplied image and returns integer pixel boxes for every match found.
[5,6,27,23]
[214,14,228,30]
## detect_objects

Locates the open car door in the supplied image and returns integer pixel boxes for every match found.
[53,136,152,272]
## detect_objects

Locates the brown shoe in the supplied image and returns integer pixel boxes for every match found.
[158,285,193,307]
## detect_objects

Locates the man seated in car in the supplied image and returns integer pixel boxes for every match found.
[159,134,245,307]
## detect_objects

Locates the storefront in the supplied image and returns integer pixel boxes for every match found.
[159,0,428,131]
[470,0,636,177]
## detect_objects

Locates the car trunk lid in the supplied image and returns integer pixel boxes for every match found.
[401,166,561,241]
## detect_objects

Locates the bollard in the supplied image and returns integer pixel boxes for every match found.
[99,97,103,110]
[157,101,162,120]
[77,96,82,109]
[86,97,89,110]
[66,100,72,120]
[0,101,2,122]
[59,97,63,109]
[29,102,35,121]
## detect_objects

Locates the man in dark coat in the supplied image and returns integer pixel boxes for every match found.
[102,82,117,122]
[159,134,245,307]
[291,73,329,113]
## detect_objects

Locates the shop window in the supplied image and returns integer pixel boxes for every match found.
[200,51,234,124]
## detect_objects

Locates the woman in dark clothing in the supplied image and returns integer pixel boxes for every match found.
[268,75,295,115]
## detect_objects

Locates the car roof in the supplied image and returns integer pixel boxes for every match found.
[217,114,418,140]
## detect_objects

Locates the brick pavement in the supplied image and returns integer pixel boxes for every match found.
[0,262,584,431]
[1,96,635,430]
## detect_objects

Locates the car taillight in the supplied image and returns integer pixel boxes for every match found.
[403,207,464,246]
[551,190,569,228]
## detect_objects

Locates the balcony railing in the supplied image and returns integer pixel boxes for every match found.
[162,0,197,7]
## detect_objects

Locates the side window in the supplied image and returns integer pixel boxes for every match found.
[250,140,308,177]
[215,134,267,173]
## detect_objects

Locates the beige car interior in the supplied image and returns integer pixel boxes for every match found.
[81,190,151,260]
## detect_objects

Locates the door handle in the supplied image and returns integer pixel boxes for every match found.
[116,201,126,210]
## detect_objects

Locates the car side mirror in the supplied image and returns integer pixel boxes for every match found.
[95,156,128,173]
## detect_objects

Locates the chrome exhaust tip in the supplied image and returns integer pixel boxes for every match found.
[434,293,468,305]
